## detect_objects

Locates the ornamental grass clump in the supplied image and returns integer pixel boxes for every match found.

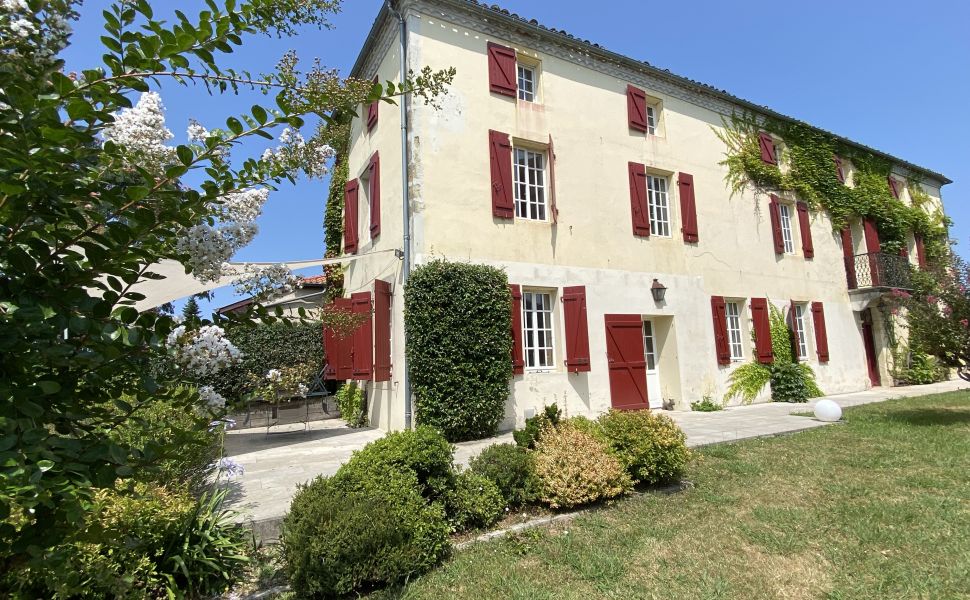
[532,421,633,509]
[598,410,691,485]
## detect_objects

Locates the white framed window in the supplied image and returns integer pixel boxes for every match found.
[513,147,547,221]
[646,105,657,135]
[522,290,554,369]
[793,304,808,360]
[647,175,670,237]
[778,203,795,254]
[517,64,536,102]
[725,301,744,360]
[642,321,657,371]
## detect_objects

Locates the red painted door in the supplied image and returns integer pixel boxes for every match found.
[861,309,881,387]
[605,314,649,410]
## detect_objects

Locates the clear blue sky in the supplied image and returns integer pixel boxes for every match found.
[63,0,969,316]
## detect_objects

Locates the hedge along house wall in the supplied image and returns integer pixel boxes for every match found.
[716,113,950,263]
[404,260,513,441]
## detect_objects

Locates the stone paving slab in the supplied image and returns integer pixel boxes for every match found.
[224,379,967,526]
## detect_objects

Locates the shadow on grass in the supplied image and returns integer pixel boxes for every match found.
[885,408,970,427]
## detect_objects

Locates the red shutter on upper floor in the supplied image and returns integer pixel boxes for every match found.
[626,85,648,132]
[841,227,858,289]
[373,279,392,382]
[351,292,373,381]
[768,194,785,254]
[863,219,881,253]
[915,234,927,268]
[561,286,591,372]
[811,301,829,362]
[834,155,846,183]
[710,296,731,366]
[489,130,514,219]
[509,284,524,375]
[487,42,517,97]
[366,77,379,132]
[796,201,814,258]
[324,298,354,380]
[751,298,774,364]
[628,162,650,237]
[887,176,900,198]
[343,179,359,254]
[758,132,777,165]
[369,151,381,239]
[678,172,699,243]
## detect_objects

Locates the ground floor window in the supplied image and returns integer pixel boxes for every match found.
[642,321,657,370]
[793,304,808,359]
[725,301,744,360]
[522,290,554,369]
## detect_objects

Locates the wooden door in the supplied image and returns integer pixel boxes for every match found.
[861,309,881,387]
[605,314,649,410]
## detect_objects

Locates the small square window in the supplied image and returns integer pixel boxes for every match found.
[647,175,670,237]
[646,105,657,135]
[778,203,795,254]
[517,64,536,102]
[513,147,547,221]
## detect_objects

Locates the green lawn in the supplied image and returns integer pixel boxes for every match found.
[370,391,970,600]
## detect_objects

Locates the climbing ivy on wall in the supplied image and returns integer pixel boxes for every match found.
[322,119,351,301]
[715,113,950,260]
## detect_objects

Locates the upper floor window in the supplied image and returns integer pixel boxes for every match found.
[513,147,547,221]
[792,304,808,359]
[647,175,670,237]
[778,203,795,254]
[646,104,657,135]
[517,64,536,102]
[725,301,744,360]
[522,290,554,369]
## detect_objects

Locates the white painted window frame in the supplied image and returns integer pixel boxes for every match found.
[647,174,670,237]
[513,147,548,221]
[793,304,809,360]
[522,289,555,370]
[778,202,795,254]
[725,301,744,360]
[517,63,536,102]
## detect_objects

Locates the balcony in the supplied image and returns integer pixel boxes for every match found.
[845,252,911,291]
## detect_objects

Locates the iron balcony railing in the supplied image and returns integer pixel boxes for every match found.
[845,252,911,290]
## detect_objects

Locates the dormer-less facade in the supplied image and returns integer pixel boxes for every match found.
[332,0,951,431]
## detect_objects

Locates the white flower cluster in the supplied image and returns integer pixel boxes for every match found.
[260,127,334,180]
[102,92,176,173]
[265,369,282,382]
[198,385,227,410]
[231,263,297,300]
[1,1,71,68]
[217,188,267,224]
[186,119,229,161]
[165,324,242,378]
[296,383,309,397]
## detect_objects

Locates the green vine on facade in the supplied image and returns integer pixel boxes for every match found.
[715,113,950,261]
[322,118,351,301]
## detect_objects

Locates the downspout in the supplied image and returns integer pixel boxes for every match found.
[386,0,413,429]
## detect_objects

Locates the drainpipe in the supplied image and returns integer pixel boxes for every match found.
[386,0,413,429]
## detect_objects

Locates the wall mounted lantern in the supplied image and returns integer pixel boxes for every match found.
[651,278,667,302]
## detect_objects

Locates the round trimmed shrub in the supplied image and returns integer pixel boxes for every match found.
[469,443,538,507]
[512,403,561,449]
[533,421,633,509]
[769,361,809,403]
[444,471,506,531]
[341,425,455,500]
[281,468,450,598]
[598,410,691,485]
[405,260,513,441]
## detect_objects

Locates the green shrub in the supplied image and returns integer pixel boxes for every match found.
[405,260,513,441]
[468,443,538,507]
[894,348,949,385]
[342,425,455,501]
[281,468,450,598]
[444,471,506,532]
[690,396,724,412]
[336,381,368,427]
[513,403,562,449]
[10,483,250,599]
[770,361,809,403]
[598,410,691,485]
[533,421,633,509]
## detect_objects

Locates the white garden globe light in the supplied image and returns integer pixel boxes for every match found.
[814,399,842,422]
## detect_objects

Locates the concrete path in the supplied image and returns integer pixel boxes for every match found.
[224,379,967,526]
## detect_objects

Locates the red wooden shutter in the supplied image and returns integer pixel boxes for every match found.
[561,286,591,372]
[768,194,785,254]
[841,227,857,289]
[489,130,514,219]
[788,299,800,362]
[887,176,900,198]
[324,298,354,380]
[758,132,777,165]
[604,314,649,410]
[509,284,524,375]
[369,151,381,239]
[796,201,814,258]
[915,234,927,268]
[487,42,517,97]
[678,172,699,243]
[548,134,559,224]
[811,301,829,362]
[626,85,648,132]
[366,76,379,132]
[343,179,359,254]
[834,155,845,183]
[710,296,731,366]
[751,298,774,364]
[863,219,881,252]
[351,292,373,380]
[373,279,392,382]
[628,162,650,237]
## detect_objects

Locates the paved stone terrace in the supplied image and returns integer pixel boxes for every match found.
[224,379,966,527]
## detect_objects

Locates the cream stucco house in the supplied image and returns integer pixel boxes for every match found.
[328,0,951,431]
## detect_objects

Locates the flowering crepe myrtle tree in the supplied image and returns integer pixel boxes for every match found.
[0,0,454,571]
